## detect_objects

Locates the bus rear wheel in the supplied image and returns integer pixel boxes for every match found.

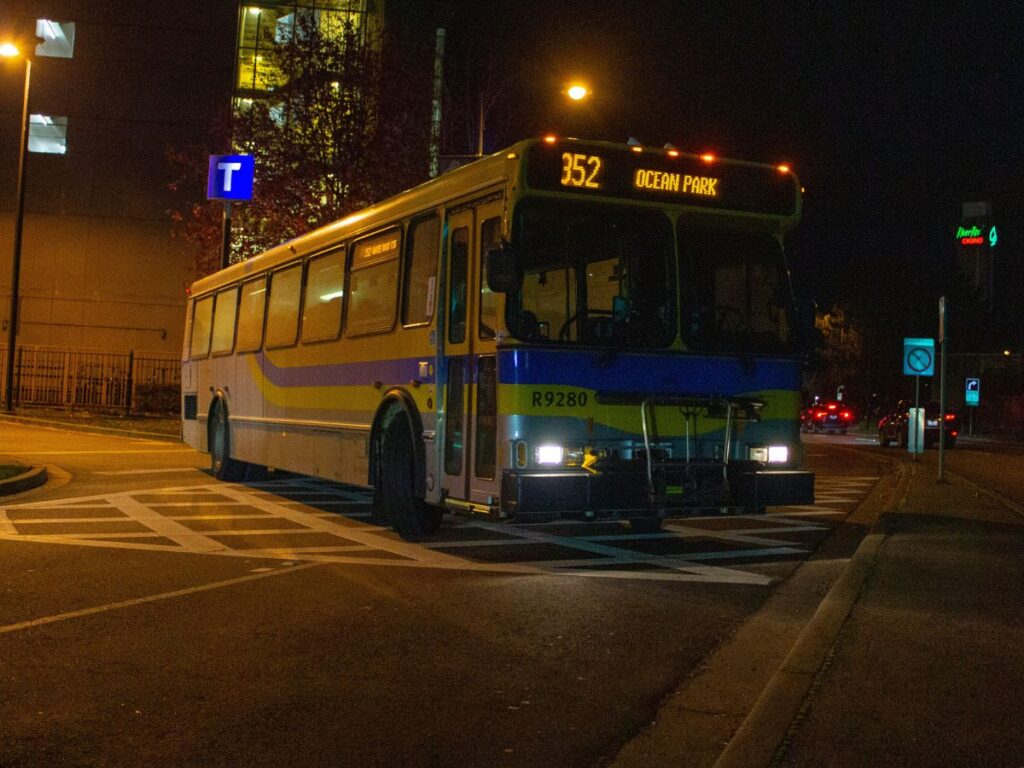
[209,400,246,482]
[378,417,442,541]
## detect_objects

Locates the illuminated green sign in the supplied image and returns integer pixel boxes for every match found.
[957,224,998,247]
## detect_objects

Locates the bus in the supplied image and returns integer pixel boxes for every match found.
[182,136,814,539]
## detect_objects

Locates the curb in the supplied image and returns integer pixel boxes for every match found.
[0,464,48,496]
[0,413,181,442]
[711,464,911,768]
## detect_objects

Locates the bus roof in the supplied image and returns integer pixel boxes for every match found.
[190,137,801,296]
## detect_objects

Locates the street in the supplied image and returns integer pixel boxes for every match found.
[0,421,997,767]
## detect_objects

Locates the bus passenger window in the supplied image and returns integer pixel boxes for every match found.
[189,295,214,359]
[265,264,302,348]
[402,215,439,326]
[236,277,267,353]
[302,250,344,343]
[210,287,239,356]
[448,227,468,344]
[347,229,400,336]
[479,217,500,339]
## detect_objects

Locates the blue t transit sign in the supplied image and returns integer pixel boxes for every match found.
[903,337,935,377]
[207,154,254,201]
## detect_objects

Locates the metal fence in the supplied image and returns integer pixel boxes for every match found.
[0,345,180,413]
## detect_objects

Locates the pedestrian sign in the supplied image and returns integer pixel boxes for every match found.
[965,377,980,406]
[903,338,935,377]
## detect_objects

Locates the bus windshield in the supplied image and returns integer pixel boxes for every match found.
[679,227,793,355]
[508,200,677,348]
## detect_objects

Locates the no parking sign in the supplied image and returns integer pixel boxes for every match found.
[903,338,935,377]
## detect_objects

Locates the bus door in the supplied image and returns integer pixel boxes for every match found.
[442,200,502,511]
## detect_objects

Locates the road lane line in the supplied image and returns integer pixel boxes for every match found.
[0,562,324,636]
[0,509,16,535]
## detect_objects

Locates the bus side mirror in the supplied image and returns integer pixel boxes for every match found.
[485,244,521,293]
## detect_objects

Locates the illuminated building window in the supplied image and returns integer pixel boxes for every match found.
[28,114,68,154]
[236,1,371,94]
[35,19,75,58]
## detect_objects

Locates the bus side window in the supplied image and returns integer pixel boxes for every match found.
[402,215,439,326]
[479,217,500,339]
[347,229,401,337]
[265,264,302,349]
[236,277,267,353]
[302,249,345,343]
[449,227,469,344]
[189,296,214,359]
[210,287,239,356]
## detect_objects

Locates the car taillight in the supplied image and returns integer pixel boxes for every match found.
[944,413,955,421]
[840,410,852,420]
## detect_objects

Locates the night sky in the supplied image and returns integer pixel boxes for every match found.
[442,1,1024,351]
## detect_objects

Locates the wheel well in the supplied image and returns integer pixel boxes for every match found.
[369,390,426,497]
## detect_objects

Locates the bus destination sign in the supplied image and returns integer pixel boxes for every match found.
[526,143,797,216]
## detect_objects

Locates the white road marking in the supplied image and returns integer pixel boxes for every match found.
[0,475,879,586]
[0,562,324,635]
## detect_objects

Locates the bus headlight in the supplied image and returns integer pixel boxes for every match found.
[536,445,565,465]
[749,445,790,464]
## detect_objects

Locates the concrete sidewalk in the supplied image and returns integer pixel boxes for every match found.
[614,457,1024,768]
[772,463,1024,767]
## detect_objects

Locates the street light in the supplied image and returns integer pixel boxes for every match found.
[2,43,31,413]
[476,80,593,156]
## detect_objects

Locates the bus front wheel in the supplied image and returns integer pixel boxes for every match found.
[378,417,442,541]
[209,400,246,482]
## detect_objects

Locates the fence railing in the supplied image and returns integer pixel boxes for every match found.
[0,345,180,413]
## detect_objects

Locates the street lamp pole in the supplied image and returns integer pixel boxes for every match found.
[4,53,30,413]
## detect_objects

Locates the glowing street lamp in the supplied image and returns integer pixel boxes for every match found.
[1,43,31,413]
[565,83,590,102]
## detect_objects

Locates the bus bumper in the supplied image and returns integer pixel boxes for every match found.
[500,467,814,520]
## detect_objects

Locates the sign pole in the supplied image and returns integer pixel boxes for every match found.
[938,297,947,482]
[221,200,234,270]
[917,374,925,460]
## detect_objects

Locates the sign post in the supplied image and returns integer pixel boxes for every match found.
[938,297,947,481]
[965,377,980,435]
[207,154,255,269]
[903,337,935,459]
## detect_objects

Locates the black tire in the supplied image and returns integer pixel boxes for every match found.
[379,417,442,541]
[878,429,891,447]
[209,400,246,482]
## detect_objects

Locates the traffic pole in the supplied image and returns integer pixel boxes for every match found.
[938,296,947,482]
[913,374,920,462]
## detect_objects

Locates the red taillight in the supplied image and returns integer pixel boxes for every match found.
[827,403,837,410]
[944,413,955,421]
[840,410,852,420]
[951,430,959,437]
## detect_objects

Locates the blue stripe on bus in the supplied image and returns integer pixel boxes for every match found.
[497,348,800,393]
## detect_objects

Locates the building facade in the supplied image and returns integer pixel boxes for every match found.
[0,2,239,356]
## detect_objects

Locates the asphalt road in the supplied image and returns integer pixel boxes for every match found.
[0,421,887,767]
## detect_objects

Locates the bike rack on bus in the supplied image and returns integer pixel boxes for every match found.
[639,394,765,500]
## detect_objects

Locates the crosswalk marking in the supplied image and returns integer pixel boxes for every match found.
[0,474,880,585]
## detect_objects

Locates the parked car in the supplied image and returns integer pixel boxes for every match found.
[877,400,959,448]
[801,401,856,434]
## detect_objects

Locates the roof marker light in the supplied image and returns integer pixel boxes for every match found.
[543,135,557,144]
[700,153,716,163]
[777,164,791,174]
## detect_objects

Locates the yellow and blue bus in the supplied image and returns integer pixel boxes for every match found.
[182,137,814,539]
